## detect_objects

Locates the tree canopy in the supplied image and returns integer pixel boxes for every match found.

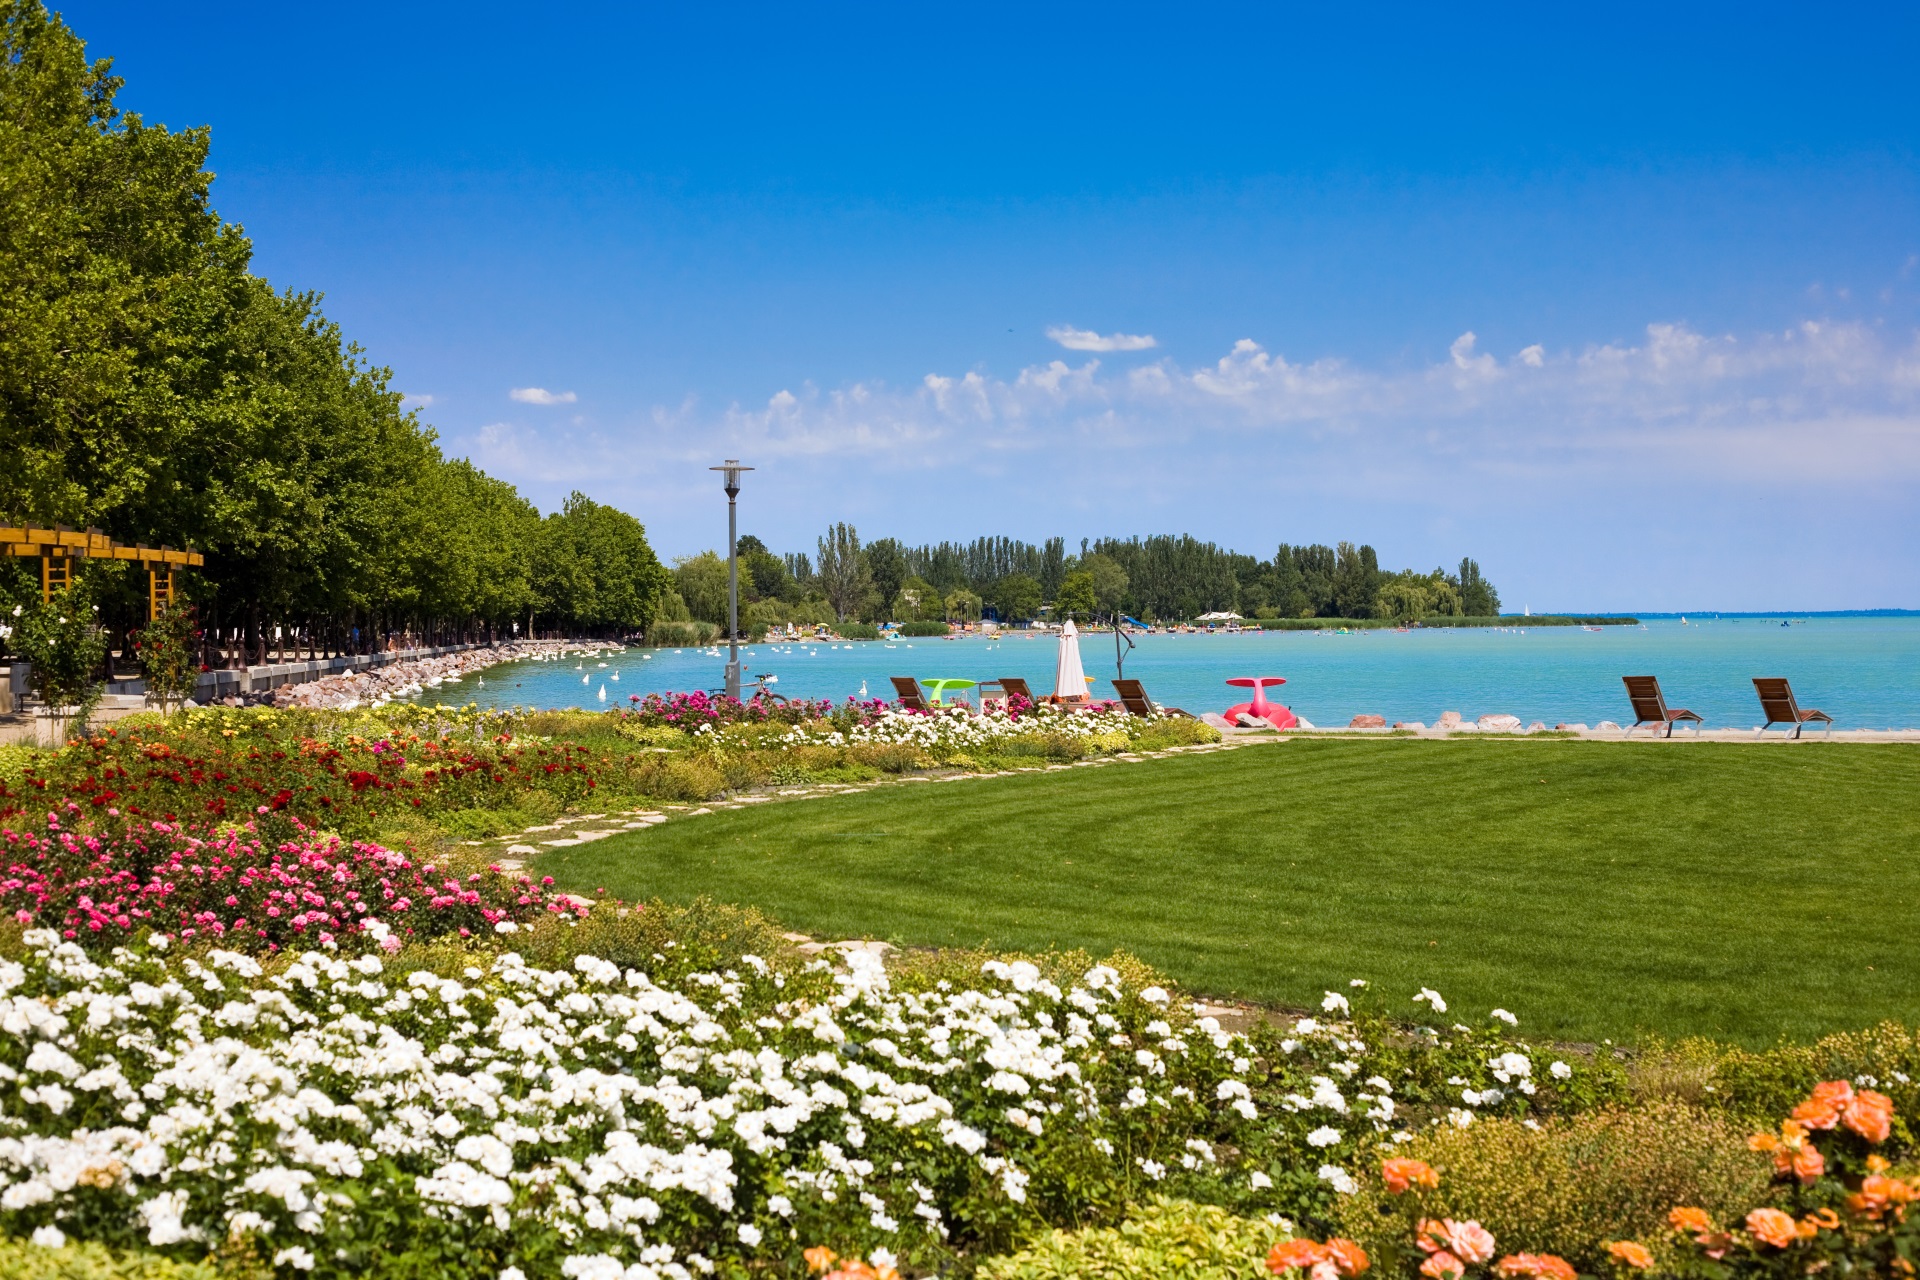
[0,1,666,649]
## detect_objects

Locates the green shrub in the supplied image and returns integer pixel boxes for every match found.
[1633,1023,1920,1144]
[1332,1102,1771,1273]
[435,807,533,840]
[645,620,720,647]
[850,743,925,773]
[613,721,692,749]
[896,621,951,637]
[1134,718,1224,749]
[0,1236,220,1280]
[835,622,881,640]
[978,1199,1288,1280]
[511,896,795,980]
[626,754,727,801]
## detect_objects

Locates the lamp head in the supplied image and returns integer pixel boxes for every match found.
[709,459,753,498]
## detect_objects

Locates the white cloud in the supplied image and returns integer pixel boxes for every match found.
[1046,325,1158,352]
[626,319,1920,493]
[401,393,435,409]
[509,387,578,405]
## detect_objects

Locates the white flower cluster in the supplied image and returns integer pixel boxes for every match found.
[785,703,1151,754]
[0,933,1255,1279]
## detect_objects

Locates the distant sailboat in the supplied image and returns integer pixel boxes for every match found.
[597,684,607,701]
[582,673,590,684]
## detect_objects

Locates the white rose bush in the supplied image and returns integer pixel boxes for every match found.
[0,916,1609,1278]
[781,701,1145,754]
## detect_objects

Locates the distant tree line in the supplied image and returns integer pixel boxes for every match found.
[0,3,668,665]
[668,526,1500,629]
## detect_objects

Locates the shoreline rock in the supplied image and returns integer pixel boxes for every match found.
[266,640,610,711]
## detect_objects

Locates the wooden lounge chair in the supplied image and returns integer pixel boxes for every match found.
[888,676,930,711]
[1621,675,1703,737]
[1753,678,1833,738]
[997,677,1034,702]
[1111,678,1192,718]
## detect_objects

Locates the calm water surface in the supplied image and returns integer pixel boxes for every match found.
[434,617,1920,729]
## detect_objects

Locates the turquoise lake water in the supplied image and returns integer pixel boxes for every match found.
[437,616,1920,730]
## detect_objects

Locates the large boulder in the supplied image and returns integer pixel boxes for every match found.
[1348,714,1387,728]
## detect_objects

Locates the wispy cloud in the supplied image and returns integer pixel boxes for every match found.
[401,393,435,409]
[659,320,1920,491]
[509,387,578,405]
[444,316,1920,609]
[1046,325,1158,352]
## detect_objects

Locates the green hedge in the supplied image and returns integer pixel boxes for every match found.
[895,621,951,637]
[979,1199,1286,1280]
[1245,615,1638,630]
[835,623,881,640]
[644,620,720,646]
[0,1237,219,1280]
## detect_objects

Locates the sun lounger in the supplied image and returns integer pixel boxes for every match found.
[1621,676,1703,737]
[997,677,1034,701]
[1111,678,1192,718]
[1752,678,1833,738]
[889,676,930,711]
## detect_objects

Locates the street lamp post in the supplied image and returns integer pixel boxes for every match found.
[709,459,753,699]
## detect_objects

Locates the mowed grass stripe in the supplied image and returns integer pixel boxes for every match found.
[546,740,1920,1045]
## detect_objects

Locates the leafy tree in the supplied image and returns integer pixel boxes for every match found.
[10,586,105,718]
[993,573,1043,623]
[896,575,944,622]
[1331,542,1381,618]
[532,493,668,633]
[1373,573,1433,622]
[863,538,909,613]
[1457,556,1500,616]
[943,588,982,623]
[0,5,668,650]
[1083,554,1130,615]
[134,601,201,711]
[1052,570,1097,621]
[815,523,870,621]
[673,551,730,625]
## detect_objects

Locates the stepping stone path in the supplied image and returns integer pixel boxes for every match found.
[470,736,1278,874]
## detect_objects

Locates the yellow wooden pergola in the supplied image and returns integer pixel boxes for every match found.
[2,524,205,618]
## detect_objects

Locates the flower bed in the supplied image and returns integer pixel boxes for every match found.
[617,692,842,731]
[781,702,1162,757]
[0,805,576,946]
[0,711,596,843]
[0,929,1595,1280]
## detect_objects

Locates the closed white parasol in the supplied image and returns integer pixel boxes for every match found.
[1053,618,1087,701]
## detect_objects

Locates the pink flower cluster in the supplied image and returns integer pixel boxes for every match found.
[1,802,577,949]
[622,689,835,727]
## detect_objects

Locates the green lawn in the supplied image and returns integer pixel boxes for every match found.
[546,740,1920,1045]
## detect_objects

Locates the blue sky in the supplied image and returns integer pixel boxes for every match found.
[64,1,1920,610]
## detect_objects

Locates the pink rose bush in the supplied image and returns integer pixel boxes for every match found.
[2,803,578,947]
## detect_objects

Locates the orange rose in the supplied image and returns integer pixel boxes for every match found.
[1419,1251,1465,1280]
[1792,1080,1854,1131]
[1747,1132,1779,1153]
[1845,1089,1895,1143]
[1443,1220,1497,1265]
[1606,1241,1655,1270]
[805,1248,839,1276]
[1789,1143,1826,1183]
[1668,1207,1714,1235]
[1269,1240,1328,1274]
[1849,1173,1917,1221]
[1746,1208,1798,1249]
[1325,1238,1371,1276]
[1382,1158,1441,1194]
[1494,1253,1577,1280]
